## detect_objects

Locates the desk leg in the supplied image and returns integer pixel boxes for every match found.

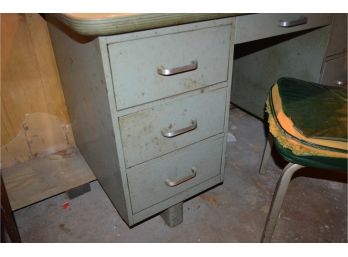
[161,202,183,227]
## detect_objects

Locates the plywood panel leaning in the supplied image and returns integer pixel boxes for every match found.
[1,13,70,147]
[1,13,74,167]
[1,112,75,168]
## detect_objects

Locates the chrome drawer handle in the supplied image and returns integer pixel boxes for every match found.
[335,80,347,86]
[279,16,308,27]
[157,60,198,76]
[161,120,197,138]
[165,168,197,187]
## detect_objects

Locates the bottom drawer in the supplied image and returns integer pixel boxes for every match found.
[127,135,224,214]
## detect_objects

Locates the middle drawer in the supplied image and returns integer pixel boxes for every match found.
[119,87,227,168]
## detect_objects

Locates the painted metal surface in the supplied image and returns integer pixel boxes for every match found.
[119,87,227,167]
[108,25,231,109]
[160,202,184,227]
[127,136,224,213]
[320,14,347,87]
[48,17,235,226]
[47,21,131,224]
[320,53,347,87]
[132,176,222,224]
[325,14,347,57]
[235,13,332,44]
[231,25,331,118]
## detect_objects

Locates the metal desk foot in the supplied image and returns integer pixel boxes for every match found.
[161,202,183,227]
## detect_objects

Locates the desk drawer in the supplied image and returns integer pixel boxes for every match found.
[320,54,347,87]
[108,25,231,110]
[235,14,332,44]
[119,87,227,168]
[127,136,223,214]
[326,14,347,56]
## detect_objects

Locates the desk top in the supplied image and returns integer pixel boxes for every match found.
[48,13,241,36]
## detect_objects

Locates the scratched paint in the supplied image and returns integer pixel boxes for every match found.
[118,88,227,168]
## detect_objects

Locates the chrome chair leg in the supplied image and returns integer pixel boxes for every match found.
[259,136,273,174]
[261,163,304,242]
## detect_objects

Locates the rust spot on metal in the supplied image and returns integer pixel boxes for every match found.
[143,125,153,134]
[183,78,202,91]
[152,137,160,146]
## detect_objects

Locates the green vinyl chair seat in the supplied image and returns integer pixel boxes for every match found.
[260,77,347,242]
[272,139,347,171]
[267,77,347,171]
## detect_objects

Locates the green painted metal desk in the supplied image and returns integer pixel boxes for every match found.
[46,13,343,227]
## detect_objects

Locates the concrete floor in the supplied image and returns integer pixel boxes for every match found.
[14,108,347,242]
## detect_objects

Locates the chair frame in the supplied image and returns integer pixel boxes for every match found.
[259,137,304,243]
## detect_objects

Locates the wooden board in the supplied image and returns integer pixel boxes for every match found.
[1,13,69,146]
[1,148,96,210]
[1,112,75,169]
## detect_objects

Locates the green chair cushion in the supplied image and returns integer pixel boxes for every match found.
[276,77,347,142]
[273,139,347,171]
[267,77,347,171]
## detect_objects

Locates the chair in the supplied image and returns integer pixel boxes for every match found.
[259,77,347,243]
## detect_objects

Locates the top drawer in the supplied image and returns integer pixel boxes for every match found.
[235,14,332,44]
[108,25,231,110]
